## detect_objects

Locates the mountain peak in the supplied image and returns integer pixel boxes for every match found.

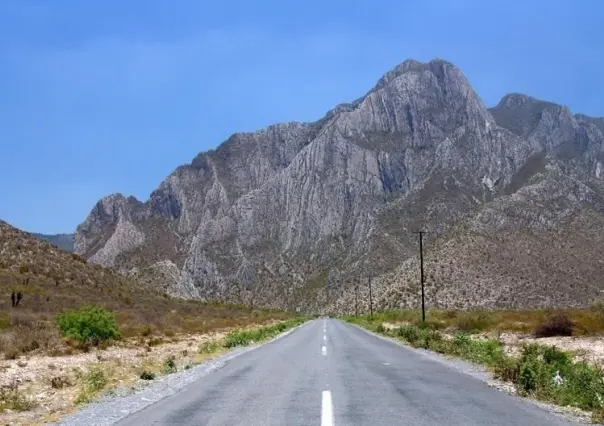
[373,58,459,92]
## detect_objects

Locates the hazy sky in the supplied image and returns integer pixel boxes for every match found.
[1,0,602,233]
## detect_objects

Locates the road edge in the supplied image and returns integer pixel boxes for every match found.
[55,320,313,426]
[339,320,592,425]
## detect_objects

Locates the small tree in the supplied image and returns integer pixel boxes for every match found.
[56,306,120,346]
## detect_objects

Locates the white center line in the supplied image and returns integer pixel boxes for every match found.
[321,345,327,356]
[323,334,327,341]
[321,390,334,426]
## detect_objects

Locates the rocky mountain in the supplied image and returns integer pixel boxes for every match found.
[32,233,74,252]
[75,58,604,313]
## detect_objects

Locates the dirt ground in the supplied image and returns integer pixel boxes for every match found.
[0,331,228,426]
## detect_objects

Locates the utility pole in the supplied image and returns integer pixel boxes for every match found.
[413,230,426,324]
[354,280,359,316]
[368,276,373,319]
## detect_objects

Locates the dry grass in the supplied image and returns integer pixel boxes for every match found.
[0,318,305,425]
[343,308,604,337]
[0,219,290,359]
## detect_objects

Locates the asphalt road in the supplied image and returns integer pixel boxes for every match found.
[116,319,578,426]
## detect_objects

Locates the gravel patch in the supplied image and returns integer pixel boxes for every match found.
[54,327,300,426]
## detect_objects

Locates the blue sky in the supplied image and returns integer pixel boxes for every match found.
[1,0,602,234]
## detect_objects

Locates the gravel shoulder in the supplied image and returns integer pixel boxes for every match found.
[53,325,301,426]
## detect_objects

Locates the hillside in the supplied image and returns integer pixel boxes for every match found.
[32,233,74,252]
[73,58,604,313]
[0,219,289,358]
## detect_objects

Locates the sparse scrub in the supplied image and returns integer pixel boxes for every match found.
[75,366,109,404]
[56,306,120,346]
[0,382,37,412]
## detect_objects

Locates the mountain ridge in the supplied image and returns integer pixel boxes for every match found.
[74,58,604,313]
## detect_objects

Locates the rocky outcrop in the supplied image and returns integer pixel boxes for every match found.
[75,58,604,311]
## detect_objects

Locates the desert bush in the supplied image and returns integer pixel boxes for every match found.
[163,356,177,374]
[56,306,120,346]
[534,314,574,338]
[139,370,155,380]
[50,376,72,389]
[493,356,520,383]
[397,324,420,343]
[75,366,108,404]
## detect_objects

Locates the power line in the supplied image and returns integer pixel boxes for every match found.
[368,276,373,319]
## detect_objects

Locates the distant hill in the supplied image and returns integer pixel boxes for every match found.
[0,218,289,358]
[32,233,74,252]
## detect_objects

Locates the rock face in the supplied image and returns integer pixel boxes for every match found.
[75,59,604,312]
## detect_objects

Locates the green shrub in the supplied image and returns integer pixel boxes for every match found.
[493,356,520,383]
[452,332,471,348]
[56,306,120,346]
[542,345,571,368]
[85,367,107,392]
[397,324,420,344]
[556,362,604,409]
[375,324,386,334]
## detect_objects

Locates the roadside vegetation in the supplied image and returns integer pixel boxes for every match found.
[1,314,307,424]
[343,307,604,423]
[222,318,308,348]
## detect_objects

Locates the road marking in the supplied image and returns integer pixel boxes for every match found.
[323,334,327,341]
[322,390,334,426]
[321,345,327,356]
